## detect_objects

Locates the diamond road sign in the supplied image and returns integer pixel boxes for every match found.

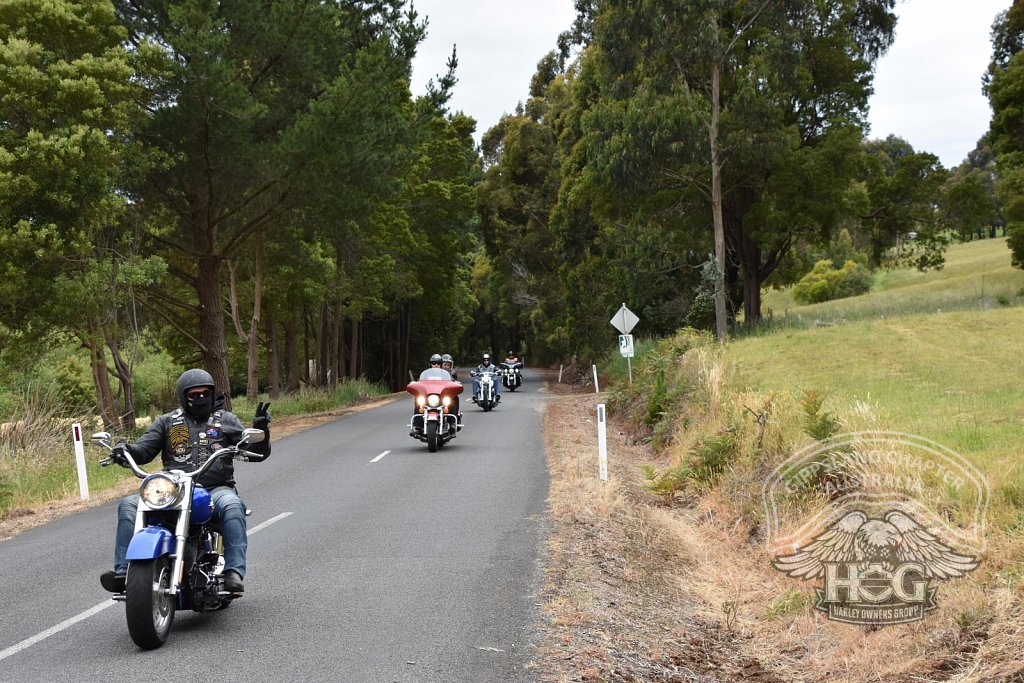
[610,303,639,335]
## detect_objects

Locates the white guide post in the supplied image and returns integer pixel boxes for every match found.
[597,404,608,481]
[72,422,89,500]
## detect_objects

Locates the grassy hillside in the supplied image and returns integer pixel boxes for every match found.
[762,237,1024,323]
[595,237,1024,679]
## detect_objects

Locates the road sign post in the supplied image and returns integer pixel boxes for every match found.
[610,304,639,385]
[618,334,634,383]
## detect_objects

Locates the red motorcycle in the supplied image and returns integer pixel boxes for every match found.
[407,368,464,452]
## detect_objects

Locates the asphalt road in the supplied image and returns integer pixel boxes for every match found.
[0,369,551,682]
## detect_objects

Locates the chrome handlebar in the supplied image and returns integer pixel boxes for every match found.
[92,428,265,479]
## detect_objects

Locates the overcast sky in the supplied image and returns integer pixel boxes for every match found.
[409,0,1010,169]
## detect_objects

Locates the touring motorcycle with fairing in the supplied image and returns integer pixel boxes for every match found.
[500,360,523,391]
[407,368,464,452]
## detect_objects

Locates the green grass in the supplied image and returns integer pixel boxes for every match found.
[761,238,1024,325]
[728,306,1024,529]
[730,308,1024,459]
[228,379,389,423]
[0,379,389,520]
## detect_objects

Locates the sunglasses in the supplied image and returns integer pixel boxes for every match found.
[186,389,211,399]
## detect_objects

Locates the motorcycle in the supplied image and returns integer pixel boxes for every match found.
[471,368,500,412]
[92,428,265,650]
[407,368,464,452]
[500,360,523,391]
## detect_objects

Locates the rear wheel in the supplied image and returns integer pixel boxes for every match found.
[125,556,175,650]
[426,421,439,452]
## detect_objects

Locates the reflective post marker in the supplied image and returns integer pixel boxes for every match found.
[597,404,608,481]
[558,364,563,383]
[592,364,600,393]
[72,423,89,500]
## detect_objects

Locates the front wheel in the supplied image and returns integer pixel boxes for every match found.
[125,556,176,650]
[426,421,439,452]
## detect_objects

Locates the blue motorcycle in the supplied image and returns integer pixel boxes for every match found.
[92,428,264,650]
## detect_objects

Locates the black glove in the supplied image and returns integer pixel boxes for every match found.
[252,401,271,432]
[110,442,130,467]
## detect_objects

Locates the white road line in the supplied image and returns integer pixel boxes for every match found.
[0,511,294,662]
[247,511,293,536]
[370,450,390,463]
[0,601,117,662]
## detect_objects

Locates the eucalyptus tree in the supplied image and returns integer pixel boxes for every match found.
[113,0,425,400]
[856,136,948,270]
[0,0,162,430]
[987,0,1024,268]
[556,0,897,337]
[477,53,570,362]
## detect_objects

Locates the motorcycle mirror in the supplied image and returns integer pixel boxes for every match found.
[240,427,265,445]
[91,431,111,443]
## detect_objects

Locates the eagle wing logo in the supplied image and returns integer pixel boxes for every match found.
[773,510,978,580]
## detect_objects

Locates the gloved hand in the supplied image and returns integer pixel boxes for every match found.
[252,401,271,432]
[110,442,130,467]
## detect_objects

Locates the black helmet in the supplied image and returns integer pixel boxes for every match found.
[176,368,215,416]
[429,353,443,365]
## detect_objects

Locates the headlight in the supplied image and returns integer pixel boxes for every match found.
[416,395,426,407]
[140,473,182,509]
[442,396,452,407]
[427,394,441,407]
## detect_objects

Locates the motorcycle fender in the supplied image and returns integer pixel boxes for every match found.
[425,411,440,423]
[126,525,175,560]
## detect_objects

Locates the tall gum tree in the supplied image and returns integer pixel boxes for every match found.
[558,0,897,334]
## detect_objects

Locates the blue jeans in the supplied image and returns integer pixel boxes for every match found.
[114,486,248,577]
[473,376,500,399]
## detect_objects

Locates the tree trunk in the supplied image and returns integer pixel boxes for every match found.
[283,313,299,392]
[266,310,281,399]
[317,303,329,386]
[245,236,264,402]
[709,62,728,343]
[195,253,232,408]
[330,300,343,388]
[302,305,311,385]
[348,316,359,379]
[84,331,120,432]
[105,336,137,433]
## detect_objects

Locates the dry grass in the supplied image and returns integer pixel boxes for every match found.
[536,365,1024,682]
[535,386,785,682]
[0,394,405,541]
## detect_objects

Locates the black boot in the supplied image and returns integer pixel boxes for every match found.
[223,570,244,593]
[100,571,126,593]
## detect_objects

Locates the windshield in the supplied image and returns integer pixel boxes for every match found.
[418,368,452,380]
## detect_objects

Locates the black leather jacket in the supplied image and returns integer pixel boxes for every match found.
[125,408,270,489]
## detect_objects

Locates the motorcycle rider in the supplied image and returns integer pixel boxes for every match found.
[425,353,446,376]
[100,369,271,595]
[441,353,463,427]
[440,353,458,380]
[502,349,523,389]
[472,353,501,403]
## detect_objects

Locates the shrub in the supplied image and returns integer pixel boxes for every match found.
[690,433,739,486]
[640,463,692,506]
[792,259,873,304]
